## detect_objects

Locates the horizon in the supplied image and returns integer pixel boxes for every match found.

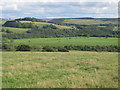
[1,17,119,20]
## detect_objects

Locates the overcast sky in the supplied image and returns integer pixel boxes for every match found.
[0,0,119,19]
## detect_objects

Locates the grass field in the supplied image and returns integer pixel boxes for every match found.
[34,22,72,29]
[2,52,118,88]
[69,50,96,52]
[13,37,118,47]
[0,20,6,26]
[20,21,72,29]
[63,19,118,25]
[2,27,30,33]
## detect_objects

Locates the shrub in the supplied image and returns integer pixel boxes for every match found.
[31,46,43,51]
[2,43,15,51]
[2,44,9,50]
[57,47,69,52]
[42,46,57,52]
[16,44,31,51]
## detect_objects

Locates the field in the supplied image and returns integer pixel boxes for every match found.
[63,19,118,25]
[0,20,6,26]
[13,37,118,47]
[20,21,72,29]
[2,27,30,33]
[2,52,118,88]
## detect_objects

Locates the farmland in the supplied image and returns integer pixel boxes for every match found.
[12,37,118,47]
[62,19,118,25]
[0,20,6,26]
[2,52,118,88]
[1,17,119,88]
[2,27,30,34]
[19,21,72,29]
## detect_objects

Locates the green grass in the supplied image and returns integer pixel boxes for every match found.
[69,50,96,52]
[33,22,72,29]
[63,19,118,25]
[0,20,6,26]
[2,27,30,33]
[13,37,118,47]
[2,52,118,88]
[20,21,72,29]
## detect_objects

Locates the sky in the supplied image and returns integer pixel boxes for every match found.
[0,0,119,19]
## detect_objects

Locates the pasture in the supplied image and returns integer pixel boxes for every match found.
[13,37,118,47]
[2,52,118,88]
[34,22,72,29]
[2,27,30,33]
[0,20,6,26]
[20,21,72,29]
[63,19,118,25]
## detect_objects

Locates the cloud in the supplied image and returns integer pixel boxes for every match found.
[3,4,19,11]
[2,0,119,2]
[1,1,118,19]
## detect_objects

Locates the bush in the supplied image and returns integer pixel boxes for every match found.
[42,24,58,29]
[31,46,43,51]
[2,43,15,51]
[16,44,31,51]
[2,44,9,50]
[42,46,58,52]
[57,47,69,52]
[64,45,119,52]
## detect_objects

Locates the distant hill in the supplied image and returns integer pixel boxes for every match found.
[2,17,119,39]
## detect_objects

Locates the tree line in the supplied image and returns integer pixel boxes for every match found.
[15,17,45,22]
[3,21,34,28]
[2,44,119,52]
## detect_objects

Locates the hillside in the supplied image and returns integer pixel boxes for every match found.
[47,18,118,25]
[2,17,119,39]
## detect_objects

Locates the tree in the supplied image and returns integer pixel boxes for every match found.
[16,44,31,51]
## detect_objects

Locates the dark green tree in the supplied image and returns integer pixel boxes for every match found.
[16,44,31,51]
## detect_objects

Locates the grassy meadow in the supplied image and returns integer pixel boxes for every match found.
[19,21,72,29]
[13,37,118,47]
[2,27,30,34]
[33,22,72,29]
[0,20,6,26]
[63,19,118,25]
[2,52,118,88]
